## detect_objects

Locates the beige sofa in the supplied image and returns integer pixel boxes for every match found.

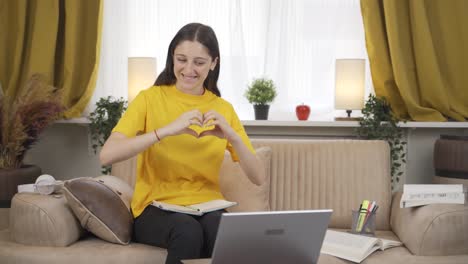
[0,139,467,263]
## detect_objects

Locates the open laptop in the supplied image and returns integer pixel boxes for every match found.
[211,209,332,264]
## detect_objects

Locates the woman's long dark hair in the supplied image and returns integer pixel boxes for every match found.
[155,23,221,97]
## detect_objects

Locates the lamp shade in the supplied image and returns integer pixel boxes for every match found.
[128,57,157,102]
[334,59,365,110]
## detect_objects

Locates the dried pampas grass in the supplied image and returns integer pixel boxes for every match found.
[0,74,65,169]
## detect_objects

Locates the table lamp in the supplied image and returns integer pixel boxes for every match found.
[334,59,365,121]
[128,57,157,102]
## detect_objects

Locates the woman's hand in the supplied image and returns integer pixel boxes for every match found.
[200,110,239,142]
[158,110,204,138]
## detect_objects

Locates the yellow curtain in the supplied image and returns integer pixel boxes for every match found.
[0,0,102,118]
[361,0,468,121]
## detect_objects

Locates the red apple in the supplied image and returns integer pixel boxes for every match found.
[296,103,310,121]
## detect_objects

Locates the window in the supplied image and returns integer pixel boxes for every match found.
[93,0,372,120]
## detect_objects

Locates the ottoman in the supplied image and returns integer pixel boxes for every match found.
[9,192,84,247]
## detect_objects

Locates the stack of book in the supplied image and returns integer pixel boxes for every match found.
[400,184,466,208]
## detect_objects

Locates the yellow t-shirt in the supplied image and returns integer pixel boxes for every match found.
[112,84,254,218]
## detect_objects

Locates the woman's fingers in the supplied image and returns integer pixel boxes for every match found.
[189,118,203,127]
[203,111,221,126]
[184,110,203,127]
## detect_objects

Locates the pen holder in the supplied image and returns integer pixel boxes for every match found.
[350,210,376,236]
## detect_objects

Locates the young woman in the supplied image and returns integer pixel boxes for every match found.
[100,23,264,264]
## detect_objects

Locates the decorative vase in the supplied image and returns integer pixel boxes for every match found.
[0,165,42,208]
[253,104,270,120]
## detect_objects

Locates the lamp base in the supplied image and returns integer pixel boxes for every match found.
[334,117,362,121]
[335,109,361,121]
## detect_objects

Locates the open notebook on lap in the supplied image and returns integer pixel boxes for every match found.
[211,210,333,264]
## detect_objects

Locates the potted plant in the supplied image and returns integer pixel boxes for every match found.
[244,77,277,120]
[88,96,127,174]
[356,94,406,190]
[0,74,65,207]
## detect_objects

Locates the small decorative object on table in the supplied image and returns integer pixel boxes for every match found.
[350,200,378,236]
[244,77,277,120]
[296,103,310,121]
[334,58,365,121]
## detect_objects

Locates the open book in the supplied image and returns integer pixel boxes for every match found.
[321,230,402,263]
[151,199,237,216]
[400,184,465,208]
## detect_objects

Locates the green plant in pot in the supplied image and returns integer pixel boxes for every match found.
[0,74,65,207]
[244,77,277,120]
[356,94,406,190]
[89,96,127,174]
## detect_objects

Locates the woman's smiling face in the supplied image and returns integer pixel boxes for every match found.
[173,40,218,95]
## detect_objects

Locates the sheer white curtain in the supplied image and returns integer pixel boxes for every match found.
[87,0,128,116]
[264,0,371,120]
[127,0,268,120]
[92,0,371,120]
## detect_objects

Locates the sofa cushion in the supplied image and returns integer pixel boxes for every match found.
[0,229,167,264]
[9,192,84,246]
[391,192,468,256]
[63,175,134,245]
[219,147,271,212]
[0,208,8,230]
[251,139,392,230]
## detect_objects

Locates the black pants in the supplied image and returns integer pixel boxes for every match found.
[134,205,224,264]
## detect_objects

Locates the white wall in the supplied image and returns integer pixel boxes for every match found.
[24,124,101,180]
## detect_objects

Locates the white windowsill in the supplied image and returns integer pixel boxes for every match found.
[242,120,468,128]
[57,117,468,128]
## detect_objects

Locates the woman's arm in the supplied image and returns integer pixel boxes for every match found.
[228,135,265,186]
[201,111,265,186]
[100,109,204,166]
[99,131,157,166]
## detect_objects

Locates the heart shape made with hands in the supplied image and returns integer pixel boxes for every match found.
[186,118,221,138]
[188,123,215,135]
